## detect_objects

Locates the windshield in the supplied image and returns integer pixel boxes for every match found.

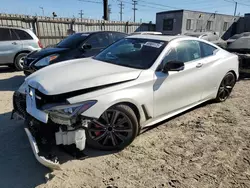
[94,38,167,69]
[57,33,89,48]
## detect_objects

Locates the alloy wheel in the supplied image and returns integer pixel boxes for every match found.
[19,57,25,68]
[88,109,133,147]
[217,73,236,101]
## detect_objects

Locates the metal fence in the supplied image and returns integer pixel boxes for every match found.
[0,13,155,47]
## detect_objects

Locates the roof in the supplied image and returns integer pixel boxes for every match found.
[76,31,126,35]
[157,10,184,15]
[0,26,31,30]
[127,34,184,41]
[157,9,238,17]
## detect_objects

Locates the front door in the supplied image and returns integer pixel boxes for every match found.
[153,40,206,117]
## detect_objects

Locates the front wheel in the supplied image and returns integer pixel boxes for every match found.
[86,105,139,151]
[14,53,28,71]
[215,72,236,102]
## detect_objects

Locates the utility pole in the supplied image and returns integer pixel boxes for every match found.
[39,6,44,16]
[132,0,137,22]
[118,1,124,21]
[108,4,111,20]
[234,1,238,16]
[79,10,84,31]
[79,10,84,20]
[103,0,109,20]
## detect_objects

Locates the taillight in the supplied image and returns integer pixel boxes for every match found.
[38,41,43,48]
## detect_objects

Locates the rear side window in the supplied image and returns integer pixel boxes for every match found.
[200,42,217,57]
[0,28,12,41]
[13,29,33,40]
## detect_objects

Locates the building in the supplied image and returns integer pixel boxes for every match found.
[156,10,239,39]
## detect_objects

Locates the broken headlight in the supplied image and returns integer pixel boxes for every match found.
[45,100,97,125]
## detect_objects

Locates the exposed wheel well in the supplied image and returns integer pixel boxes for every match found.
[228,70,237,80]
[112,102,141,123]
[13,51,30,63]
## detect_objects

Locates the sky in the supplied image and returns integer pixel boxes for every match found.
[1,0,250,23]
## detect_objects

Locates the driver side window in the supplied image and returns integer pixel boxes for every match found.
[85,33,109,49]
[162,40,201,66]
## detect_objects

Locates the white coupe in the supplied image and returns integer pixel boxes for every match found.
[13,35,239,168]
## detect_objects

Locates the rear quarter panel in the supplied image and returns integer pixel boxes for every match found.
[208,50,239,98]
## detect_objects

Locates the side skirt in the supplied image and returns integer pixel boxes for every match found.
[141,98,211,128]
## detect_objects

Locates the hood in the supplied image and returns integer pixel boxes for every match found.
[28,47,69,58]
[26,58,142,95]
[227,36,250,51]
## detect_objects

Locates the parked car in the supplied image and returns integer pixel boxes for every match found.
[13,35,239,169]
[227,36,250,77]
[184,31,227,49]
[23,31,127,76]
[226,32,250,45]
[0,26,42,70]
[130,31,162,35]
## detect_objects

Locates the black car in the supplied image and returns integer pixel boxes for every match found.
[23,31,127,75]
[227,36,250,78]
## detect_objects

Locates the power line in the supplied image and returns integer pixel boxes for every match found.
[139,0,179,9]
[132,0,138,22]
[78,0,102,4]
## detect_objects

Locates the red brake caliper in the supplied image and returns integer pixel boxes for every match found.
[94,124,102,136]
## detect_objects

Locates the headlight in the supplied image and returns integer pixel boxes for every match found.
[45,100,97,126]
[35,54,59,67]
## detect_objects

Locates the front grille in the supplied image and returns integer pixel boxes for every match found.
[13,92,27,117]
[35,89,68,109]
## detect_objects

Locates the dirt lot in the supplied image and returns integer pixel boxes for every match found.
[0,66,250,188]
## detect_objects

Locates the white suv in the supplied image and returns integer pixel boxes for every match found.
[0,26,42,70]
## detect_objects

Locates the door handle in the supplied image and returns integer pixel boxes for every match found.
[196,62,203,68]
[12,42,17,45]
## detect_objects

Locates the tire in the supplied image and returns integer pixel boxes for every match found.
[215,72,236,102]
[14,53,28,71]
[86,104,139,151]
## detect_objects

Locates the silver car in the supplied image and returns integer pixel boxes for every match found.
[0,26,42,70]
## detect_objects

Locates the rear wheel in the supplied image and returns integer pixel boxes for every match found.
[14,53,28,71]
[86,105,139,151]
[215,72,236,102]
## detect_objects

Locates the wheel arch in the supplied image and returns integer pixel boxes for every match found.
[228,70,237,81]
[110,102,141,123]
[13,50,31,63]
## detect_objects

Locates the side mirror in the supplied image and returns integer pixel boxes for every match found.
[82,44,92,51]
[162,60,184,73]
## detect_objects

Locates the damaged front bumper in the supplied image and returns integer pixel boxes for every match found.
[12,91,89,170]
[24,127,61,170]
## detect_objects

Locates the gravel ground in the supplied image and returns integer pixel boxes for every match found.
[0,66,250,188]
